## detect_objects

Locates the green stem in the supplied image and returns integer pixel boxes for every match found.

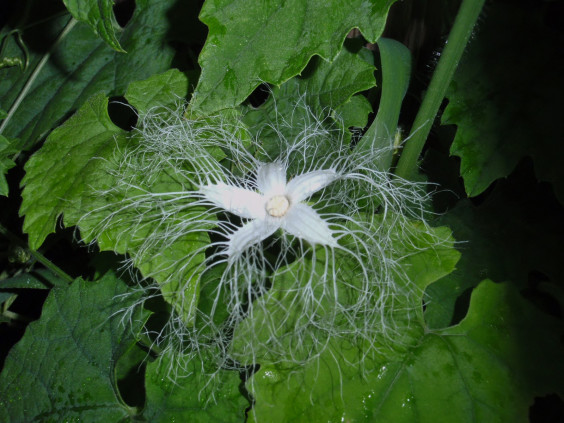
[357,37,412,171]
[0,17,78,154]
[394,0,485,180]
[0,223,73,285]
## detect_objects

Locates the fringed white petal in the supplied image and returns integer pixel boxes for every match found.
[256,162,286,196]
[286,169,339,203]
[200,183,266,219]
[281,203,337,247]
[227,219,281,258]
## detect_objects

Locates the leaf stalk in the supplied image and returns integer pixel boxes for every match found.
[0,223,73,285]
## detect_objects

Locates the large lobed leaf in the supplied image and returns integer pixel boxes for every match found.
[0,273,148,422]
[20,70,206,321]
[0,0,175,156]
[244,220,461,421]
[425,170,564,329]
[192,0,396,112]
[443,2,564,201]
[20,69,188,249]
[242,43,376,159]
[248,279,564,422]
[20,92,125,250]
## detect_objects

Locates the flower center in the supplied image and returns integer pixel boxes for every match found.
[265,195,290,217]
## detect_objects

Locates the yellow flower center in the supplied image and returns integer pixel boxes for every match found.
[265,195,290,217]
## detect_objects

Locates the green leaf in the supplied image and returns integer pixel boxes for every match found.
[425,173,564,328]
[192,0,395,112]
[0,273,148,422]
[248,280,564,422]
[21,71,208,322]
[443,3,564,200]
[143,351,248,422]
[20,93,125,250]
[0,0,175,152]
[243,44,376,159]
[0,134,22,196]
[62,0,125,52]
[232,219,459,364]
[336,94,373,129]
[0,269,64,289]
[125,69,189,115]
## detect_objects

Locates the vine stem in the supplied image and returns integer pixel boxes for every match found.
[0,223,73,285]
[0,17,78,143]
[394,0,485,180]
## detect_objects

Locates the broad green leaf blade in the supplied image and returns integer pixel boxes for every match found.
[143,351,248,422]
[443,3,564,200]
[233,219,459,364]
[248,280,564,422]
[20,69,189,248]
[21,72,208,322]
[243,44,376,159]
[192,0,396,112]
[62,0,125,52]
[125,69,189,116]
[20,93,124,250]
[0,273,148,423]
[336,94,373,129]
[358,37,411,170]
[0,0,175,152]
[425,172,564,328]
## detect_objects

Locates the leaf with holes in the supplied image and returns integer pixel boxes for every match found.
[20,70,208,323]
[192,0,396,112]
[242,43,376,159]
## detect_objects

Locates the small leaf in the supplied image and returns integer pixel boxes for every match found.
[0,134,22,196]
[0,273,148,422]
[336,94,373,129]
[62,0,125,52]
[192,0,396,112]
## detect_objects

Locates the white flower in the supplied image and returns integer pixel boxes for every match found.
[86,98,446,380]
[199,162,339,259]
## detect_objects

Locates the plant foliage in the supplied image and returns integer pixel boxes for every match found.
[1,0,563,422]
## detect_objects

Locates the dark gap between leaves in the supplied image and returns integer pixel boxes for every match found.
[113,0,136,28]
[108,96,138,131]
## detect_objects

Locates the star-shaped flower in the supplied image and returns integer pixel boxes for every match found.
[200,162,339,259]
